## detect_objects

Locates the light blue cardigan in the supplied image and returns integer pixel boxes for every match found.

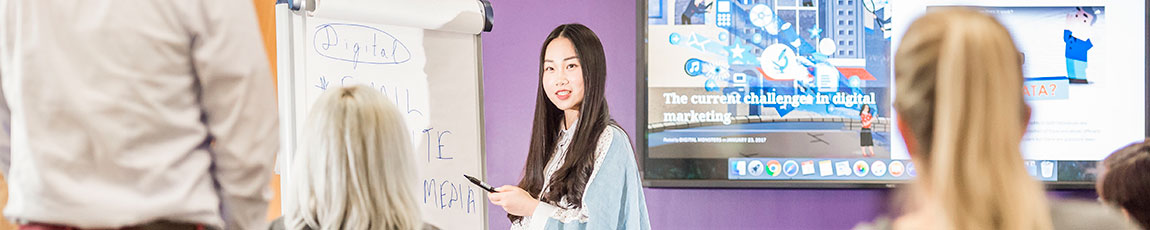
[520,126,651,230]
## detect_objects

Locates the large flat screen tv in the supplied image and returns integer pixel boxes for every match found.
[640,0,1148,188]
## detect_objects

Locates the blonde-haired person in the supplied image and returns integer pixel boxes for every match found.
[272,85,438,230]
[855,8,1135,230]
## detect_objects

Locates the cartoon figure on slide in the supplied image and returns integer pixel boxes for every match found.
[859,104,875,157]
[1064,7,1095,84]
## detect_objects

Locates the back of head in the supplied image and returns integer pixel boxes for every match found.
[285,85,422,230]
[894,7,1051,230]
[1099,139,1150,229]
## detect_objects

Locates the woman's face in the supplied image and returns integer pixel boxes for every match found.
[542,37,585,112]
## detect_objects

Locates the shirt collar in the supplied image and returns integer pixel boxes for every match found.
[561,118,579,135]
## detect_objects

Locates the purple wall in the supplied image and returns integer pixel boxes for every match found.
[479,0,889,229]
[478,0,890,229]
[479,1,1090,229]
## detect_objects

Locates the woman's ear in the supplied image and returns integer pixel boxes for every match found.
[898,116,918,158]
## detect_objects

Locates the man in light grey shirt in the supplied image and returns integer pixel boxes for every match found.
[0,1,278,229]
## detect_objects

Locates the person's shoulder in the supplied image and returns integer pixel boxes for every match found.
[594,125,638,170]
[596,125,632,151]
[1049,199,1139,230]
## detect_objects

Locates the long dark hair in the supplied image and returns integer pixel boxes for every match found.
[510,23,619,223]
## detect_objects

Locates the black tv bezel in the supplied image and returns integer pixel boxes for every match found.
[635,1,1150,189]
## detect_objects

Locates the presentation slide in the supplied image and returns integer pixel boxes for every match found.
[643,0,1146,185]
[890,0,1146,182]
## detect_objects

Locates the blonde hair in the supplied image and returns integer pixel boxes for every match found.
[284,85,423,230]
[894,8,1052,230]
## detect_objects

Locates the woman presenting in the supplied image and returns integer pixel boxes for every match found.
[487,24,651,230]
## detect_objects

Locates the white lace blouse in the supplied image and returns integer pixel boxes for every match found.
[511,119,616,230]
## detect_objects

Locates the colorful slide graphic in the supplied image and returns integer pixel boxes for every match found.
[647,0,893,159]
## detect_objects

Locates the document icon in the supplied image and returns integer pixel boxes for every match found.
[835,161,852,176]
[801,161,816,175]
[818,160,833,176]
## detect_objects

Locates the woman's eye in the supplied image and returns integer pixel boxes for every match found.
[567,64,578,69]
[545,67,554,71]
